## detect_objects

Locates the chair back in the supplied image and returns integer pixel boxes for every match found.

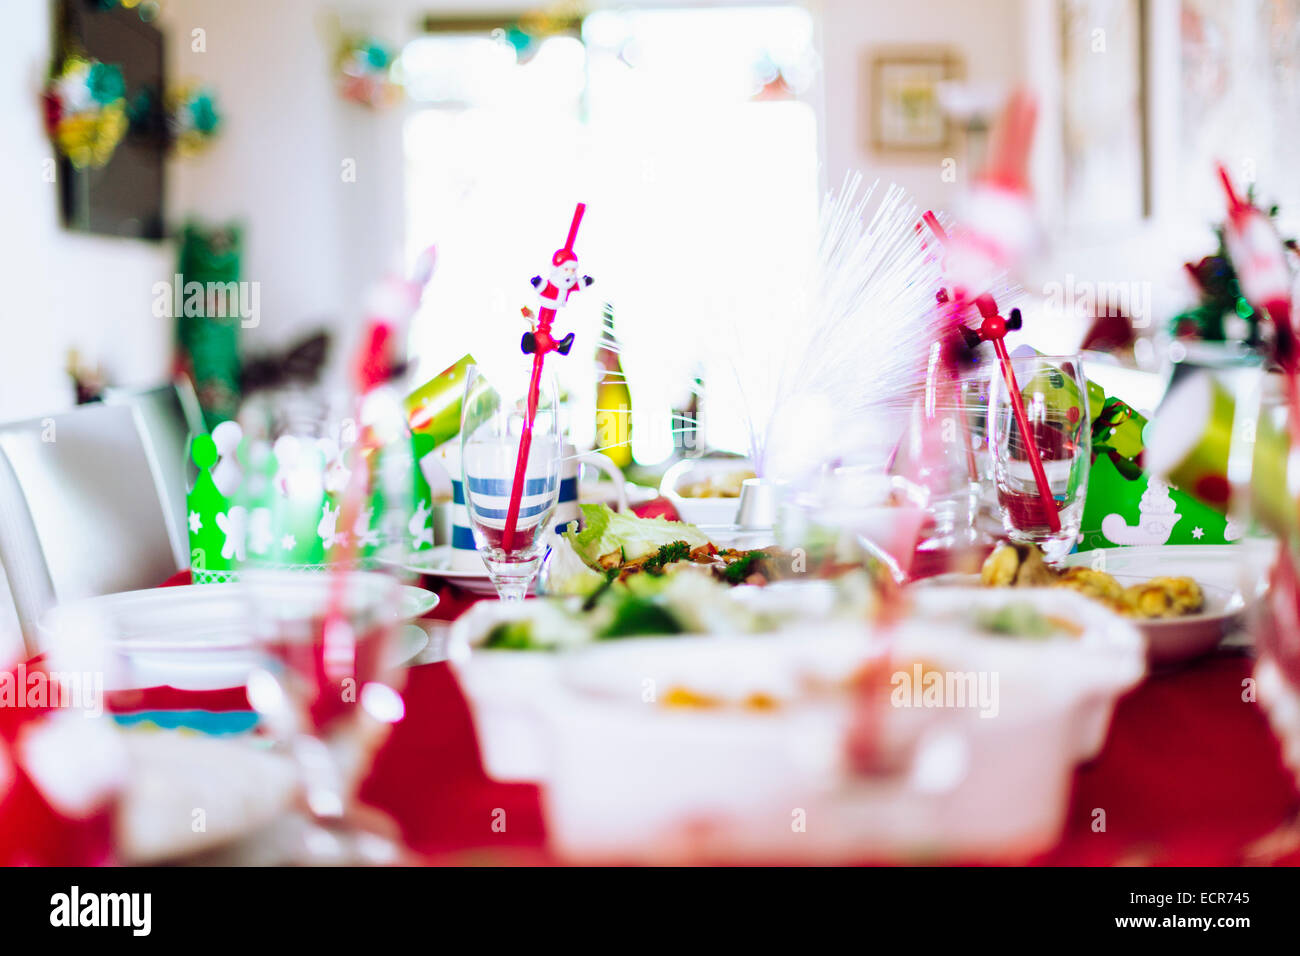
[0,403,180,652]
[103,380,204,569]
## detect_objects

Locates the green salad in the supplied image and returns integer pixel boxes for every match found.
[481,568,878,651]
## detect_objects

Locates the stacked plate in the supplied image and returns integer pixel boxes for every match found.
[39,575,437,691]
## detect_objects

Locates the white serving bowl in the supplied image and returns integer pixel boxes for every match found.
[446,600,571,782]
[659,457,755,526]
[905,587,1146,760]
[447,580,839,783]
[451,585,1144,861]
[538,610,1139,863]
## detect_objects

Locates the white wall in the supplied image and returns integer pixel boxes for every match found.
[1,0,1028,420]
[817,0,1025,212]
[164,0,346,361]
[0,1,174,425]
[0,0,415,429]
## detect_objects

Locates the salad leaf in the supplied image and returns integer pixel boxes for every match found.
[563,504,711,568]
[483,620,542,650]
[597,595,683,639]
[541,533,607,597]
[975,603,1057,640]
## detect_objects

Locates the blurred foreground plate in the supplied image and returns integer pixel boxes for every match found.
[39,580,437,691]
[117,731,296,864]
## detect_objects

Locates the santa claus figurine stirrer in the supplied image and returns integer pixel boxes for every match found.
[502,202,594,552]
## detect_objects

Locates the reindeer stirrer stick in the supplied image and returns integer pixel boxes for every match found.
[921,217,1060,534]
[975,296,1059,533]
[502,203,593,552]
[1214,164,1300,688]
[918,89,1059,534]
[319,250,436,685]
[1217,164,1300,448]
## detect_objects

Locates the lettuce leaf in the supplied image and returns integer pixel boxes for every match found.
[562,504,712,568]
[539,533,607,597]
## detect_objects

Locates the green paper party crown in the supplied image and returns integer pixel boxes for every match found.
[404,354,500,553]
[186,421,409,583]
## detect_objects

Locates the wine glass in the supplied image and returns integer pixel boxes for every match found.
[987,354,1091,563]
[460,362,563,600]
[234,390,413,863]
[243,569,408,864]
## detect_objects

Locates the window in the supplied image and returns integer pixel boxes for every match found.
[403,5,820,465]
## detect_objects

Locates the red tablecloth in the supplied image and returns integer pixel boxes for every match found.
[129,500,1300,865]
[350,596,1300,866]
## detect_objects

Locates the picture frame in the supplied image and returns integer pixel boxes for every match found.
[866,47,963,155]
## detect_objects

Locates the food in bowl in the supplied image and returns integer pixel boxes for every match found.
[676,469,756,499]
[545,504,798,596]
[979,542,1205,619]
[661,686,782,712]
[973,601,1084,639]
[482,569,877,651]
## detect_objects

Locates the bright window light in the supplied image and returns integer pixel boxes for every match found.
[404,6,819,466]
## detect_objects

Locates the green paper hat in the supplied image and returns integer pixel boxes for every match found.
[1080,453,1241,551]
[404,354,500,553]
[1145,371,1295,539]
[405,353,499,448]
[186,423,412,582]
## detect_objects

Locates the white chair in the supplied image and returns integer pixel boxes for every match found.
[103,379,205,570]
[0,403,182,655]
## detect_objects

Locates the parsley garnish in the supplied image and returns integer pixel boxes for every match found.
[642,540,691,575]
[723,550,763,583]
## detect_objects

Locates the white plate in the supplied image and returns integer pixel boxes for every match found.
[1063,546,1261,667]
[391,623,431,667]
[385,546,532,596]
[118,731,296,864]
[39,575,439,690]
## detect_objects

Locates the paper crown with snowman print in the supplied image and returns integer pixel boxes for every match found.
[186,418,413,583]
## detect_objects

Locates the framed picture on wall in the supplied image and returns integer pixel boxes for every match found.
[866,47,963,154]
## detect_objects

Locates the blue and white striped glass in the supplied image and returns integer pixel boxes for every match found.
[460,363,563,600]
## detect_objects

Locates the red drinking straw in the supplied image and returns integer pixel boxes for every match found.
[975,295,1061,534]
[319,320,398,684]
[921,210,1060,534]
[501,203,587,552]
